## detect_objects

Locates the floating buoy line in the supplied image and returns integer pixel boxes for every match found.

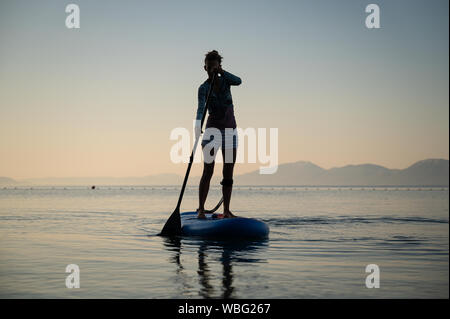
[0,186,447,191]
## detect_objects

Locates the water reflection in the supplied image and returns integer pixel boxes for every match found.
[162,237,268,298]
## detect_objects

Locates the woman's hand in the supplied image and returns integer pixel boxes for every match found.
[208,65,223,76]
[194,120,202,140]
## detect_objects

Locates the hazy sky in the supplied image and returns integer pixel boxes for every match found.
[0,0,448,179]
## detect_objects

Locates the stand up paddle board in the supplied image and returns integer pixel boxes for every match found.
[181,211,269,238]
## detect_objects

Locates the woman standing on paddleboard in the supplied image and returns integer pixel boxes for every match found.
[195,50,242,219]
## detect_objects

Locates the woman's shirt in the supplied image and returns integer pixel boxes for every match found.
[196,70,242,130]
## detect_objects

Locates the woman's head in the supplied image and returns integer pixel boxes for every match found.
[204,50,222,75]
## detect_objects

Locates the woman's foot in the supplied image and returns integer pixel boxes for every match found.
[223,211,237,218]
[197,208,206,219]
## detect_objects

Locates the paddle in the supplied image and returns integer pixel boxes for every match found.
[159,72,219,236]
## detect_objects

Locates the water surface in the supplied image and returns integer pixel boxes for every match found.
[0,186,448,298]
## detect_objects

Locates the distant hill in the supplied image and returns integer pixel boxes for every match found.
[0,177,18,186]
[235,159,449,186]
[2,159,448,186]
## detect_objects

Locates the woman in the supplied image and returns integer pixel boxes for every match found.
[195,50,242,219]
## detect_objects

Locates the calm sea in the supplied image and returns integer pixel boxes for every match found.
[0,186,448,298]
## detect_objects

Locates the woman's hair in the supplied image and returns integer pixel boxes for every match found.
[204,50,222,64]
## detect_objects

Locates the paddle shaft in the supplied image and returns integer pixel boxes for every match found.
[175,72,218,210]
[159,72,218,236]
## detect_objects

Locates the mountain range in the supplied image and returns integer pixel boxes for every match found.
[236,158,448,186]
[0,159,448,186]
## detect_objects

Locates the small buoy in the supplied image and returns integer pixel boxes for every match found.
[91,185,96,190]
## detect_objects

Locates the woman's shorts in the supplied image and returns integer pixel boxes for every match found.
[201,128,238,150]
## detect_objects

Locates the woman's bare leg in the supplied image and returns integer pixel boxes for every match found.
[198,151,215,218]
[222,148,237,218]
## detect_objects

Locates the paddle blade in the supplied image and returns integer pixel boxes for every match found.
[159,208,182,236]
